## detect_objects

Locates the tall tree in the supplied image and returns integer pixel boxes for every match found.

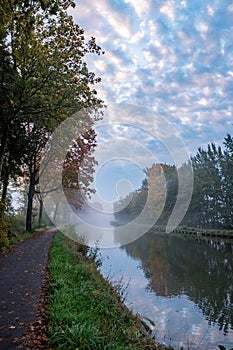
[0,0,104,231]
[187,144,223,228]
[221,134,233,228]
[0,0,71,177]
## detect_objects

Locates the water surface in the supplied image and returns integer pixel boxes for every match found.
[100,232,233,349]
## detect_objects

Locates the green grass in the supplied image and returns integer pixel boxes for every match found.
[46,232,172,350]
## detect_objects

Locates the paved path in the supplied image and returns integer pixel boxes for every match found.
[0,229,56,349]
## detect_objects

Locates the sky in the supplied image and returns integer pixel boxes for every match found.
[67,0,233,204]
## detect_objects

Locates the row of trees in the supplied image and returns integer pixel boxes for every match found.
[185,134,233,228]
[114,134,233,229]
[0,0,104,247]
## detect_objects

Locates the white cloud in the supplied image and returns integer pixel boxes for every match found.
[143,50,155,64]
[198,22,209,33]
[160,1,176,22]
[129,21,146,44]
[198,98,209,106]
[93,60,107,72]
[148,20,159,38]
[227,4,233,12]
[124,0,151,18]
[207,5,214,16]
[181,0,187,8]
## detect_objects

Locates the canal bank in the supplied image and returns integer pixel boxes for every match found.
[46,232,171,350]
[153,225,233,240]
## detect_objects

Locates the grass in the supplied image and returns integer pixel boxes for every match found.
[46,232,172,350]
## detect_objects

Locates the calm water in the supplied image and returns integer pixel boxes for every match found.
[100,232,233,350]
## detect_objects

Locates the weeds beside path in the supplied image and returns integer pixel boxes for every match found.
[0,228,56,349]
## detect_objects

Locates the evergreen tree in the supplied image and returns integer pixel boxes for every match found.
[221,134,233,228]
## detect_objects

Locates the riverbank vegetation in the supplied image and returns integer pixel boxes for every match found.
[114,134,233,232]
[46,232,172,350]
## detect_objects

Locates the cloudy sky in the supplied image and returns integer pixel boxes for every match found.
[68,0,233,203]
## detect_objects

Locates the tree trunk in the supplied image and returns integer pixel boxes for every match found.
[53,202,59,222]
[38,197,43,227]
[0,126,9,180]
[1,165,9,203]
[26,167,36,232]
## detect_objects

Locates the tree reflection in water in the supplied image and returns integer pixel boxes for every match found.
[120,233,233,335]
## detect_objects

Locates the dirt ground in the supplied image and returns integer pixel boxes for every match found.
[0,228,56,349]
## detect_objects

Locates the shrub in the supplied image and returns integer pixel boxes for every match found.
[0,202,10,250]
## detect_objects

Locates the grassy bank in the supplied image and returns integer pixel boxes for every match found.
[46,232,172,350]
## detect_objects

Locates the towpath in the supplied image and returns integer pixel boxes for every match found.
[0,228,56,349]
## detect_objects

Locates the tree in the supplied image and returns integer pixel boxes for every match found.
[182,137,233,229]
[39,118,98,227]
[114,163,171,227]
[0,0,75,177]
[221,134,233,228]
[0,0,104,232]
[185,144,223,228]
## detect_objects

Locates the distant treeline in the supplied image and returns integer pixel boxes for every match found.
[114,134,233,229]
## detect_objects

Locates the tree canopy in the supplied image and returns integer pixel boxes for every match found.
[0,0,104,240]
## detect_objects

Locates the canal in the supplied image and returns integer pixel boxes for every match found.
[100,232,233,349]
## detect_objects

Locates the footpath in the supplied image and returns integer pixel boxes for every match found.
[0,228,56,349]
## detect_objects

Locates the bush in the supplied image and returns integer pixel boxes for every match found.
[0,202,10,250]
[9,212,26,236]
